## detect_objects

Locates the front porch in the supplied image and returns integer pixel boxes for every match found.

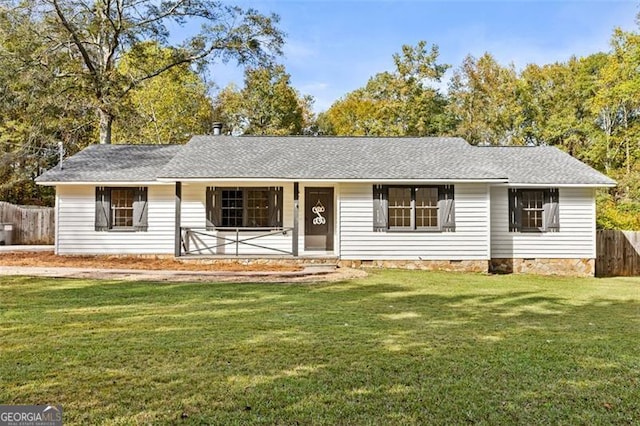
[178,227,338,265]
[173,182,338,258]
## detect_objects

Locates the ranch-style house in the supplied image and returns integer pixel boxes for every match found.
[36,131,615,276]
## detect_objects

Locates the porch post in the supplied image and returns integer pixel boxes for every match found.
[292,182,299,257]
[174,181,182,257]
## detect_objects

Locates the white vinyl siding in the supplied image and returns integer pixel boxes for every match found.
[56,184,175,255]
[180,182,294,256]
[338,183,490,260]
[491,187,596,258]
[55,182,597,260]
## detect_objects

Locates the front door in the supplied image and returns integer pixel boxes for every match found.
[304,187,334,251]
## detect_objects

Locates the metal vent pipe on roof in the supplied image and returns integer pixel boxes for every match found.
[212,122,223,136]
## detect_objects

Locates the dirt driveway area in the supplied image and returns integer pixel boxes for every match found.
[0,251,366,283]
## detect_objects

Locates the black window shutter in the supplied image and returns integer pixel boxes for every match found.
[133,187,148,231]
[95,187,110,231]
[268,187,283,228]
[205,187,222,230]
[544,188,560,232]
[508,189,522,232]
[205,187,213,230]
[373,185,388,232]
[438,185,455,231]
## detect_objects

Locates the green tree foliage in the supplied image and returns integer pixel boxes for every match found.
[447,53,524,145]
[0,6,92,204]
[590,29,640,175]
[214,65,314,135]
[6,0,283,144]
[323,41,450,136]
[317,89,378,136]
[520,55,606,157]
[588,28,640,226]
[596,189,640,230]
[113,43,215,144]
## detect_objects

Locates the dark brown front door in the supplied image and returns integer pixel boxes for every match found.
[305,187,334,251]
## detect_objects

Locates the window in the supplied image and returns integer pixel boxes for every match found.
[388,187,412,228]
[509,188,559,232]
[415,187,439,228]
[221,189,243,227]
[246,189,271,227]
[95,187,148,231]
[521,190,544,230]
[373,185,455,232]
[206,187,283,229]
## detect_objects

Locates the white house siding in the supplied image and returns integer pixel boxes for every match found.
[56,184,175,255]
[338,183,490,260]
[490,187,596,259]
[180,181,294,256]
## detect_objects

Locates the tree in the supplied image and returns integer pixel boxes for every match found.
[214,65,314,135]
[323,41,450,136]
[319,89,379,136]
[520,54,606,155]
[7,0,284,144]
[590,28,640,175]
[447,53,524,145]
[113,43,215,144]
[0,5,93,204]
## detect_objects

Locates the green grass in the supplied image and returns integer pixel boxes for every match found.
[1,271,639,425]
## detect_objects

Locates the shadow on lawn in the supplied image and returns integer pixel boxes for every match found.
[0,275,639,424]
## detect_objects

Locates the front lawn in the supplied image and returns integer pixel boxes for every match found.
[0,271,638,424]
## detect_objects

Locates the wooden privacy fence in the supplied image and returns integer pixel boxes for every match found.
[0,202,54,245]
[596,230,640,277]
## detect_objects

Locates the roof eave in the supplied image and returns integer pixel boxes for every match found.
[494,182,616,188]
[155,177,509,183]
[35,180,171,186]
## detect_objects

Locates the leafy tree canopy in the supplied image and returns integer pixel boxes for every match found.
[322,41,450,136]
[113,42,215,144]
[5,0,284,144]
[214,64,314,135]
[447,53,524,145]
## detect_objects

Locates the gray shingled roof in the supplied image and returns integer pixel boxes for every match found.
[476,146,616,185]
[158,136,505,180]
[35,144,182,183]
[36,136,616,186]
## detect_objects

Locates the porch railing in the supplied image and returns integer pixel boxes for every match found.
[180,227,294,256]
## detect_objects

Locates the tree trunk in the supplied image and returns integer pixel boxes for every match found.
[98,108,113,144]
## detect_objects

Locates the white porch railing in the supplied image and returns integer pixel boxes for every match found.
[180,227,294,256]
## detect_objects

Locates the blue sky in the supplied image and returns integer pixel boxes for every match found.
[205,1,638,112]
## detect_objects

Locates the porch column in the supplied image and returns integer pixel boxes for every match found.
[292,182,299,257]
[174,181,182,257]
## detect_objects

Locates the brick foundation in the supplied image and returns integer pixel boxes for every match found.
[489,258,595,277]
[93,255,593,276]
[338,259,488,273]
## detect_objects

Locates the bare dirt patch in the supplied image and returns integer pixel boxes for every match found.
[0,252,301,272]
